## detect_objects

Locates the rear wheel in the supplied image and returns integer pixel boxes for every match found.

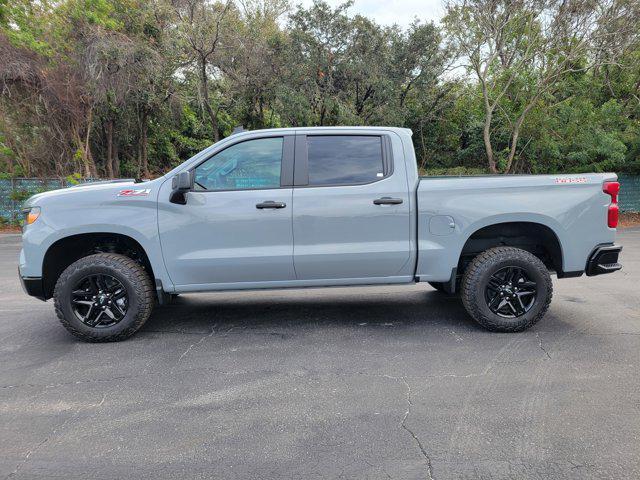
[54,253,154,342]
[461,247,552,332]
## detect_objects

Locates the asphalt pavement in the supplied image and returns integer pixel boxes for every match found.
[1,230,639,479]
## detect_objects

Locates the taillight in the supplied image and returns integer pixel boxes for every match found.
[603,181,620,228]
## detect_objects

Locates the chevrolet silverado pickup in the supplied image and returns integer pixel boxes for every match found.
[19,127,623,341]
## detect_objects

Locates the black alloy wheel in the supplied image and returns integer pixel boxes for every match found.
[461,247,553,332]
[55,253,155,342]
[484,266,537,318]
[71,274,128,328]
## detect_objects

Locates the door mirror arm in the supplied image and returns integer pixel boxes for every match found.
[169,171,192,205]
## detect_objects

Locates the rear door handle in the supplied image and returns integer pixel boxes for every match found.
[373,197,403,205]
[256,201,286,209]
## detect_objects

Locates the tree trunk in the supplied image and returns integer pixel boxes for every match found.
[73,119,96,178]
[6,152,14,175]
[105,118,114,178]
[483,110,497,173]
[504,106,532,174]
[139,111,149,178]
[83,108,97,178]
[113,141,120,178]
[199,59,220,142]
[419,124,427,172]
[481,82,498,173]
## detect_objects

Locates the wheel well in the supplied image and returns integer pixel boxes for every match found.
[458,222,563,276]
[42,233,155,299]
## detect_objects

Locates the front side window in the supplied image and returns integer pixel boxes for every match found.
[194,137,283,191]
[307,135,385,186]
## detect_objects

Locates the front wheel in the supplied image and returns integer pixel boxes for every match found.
[461,247,552,332]
[53,253,155,342]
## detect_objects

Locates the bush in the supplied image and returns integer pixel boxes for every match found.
[9,189,32,202]
[421,166,489,176]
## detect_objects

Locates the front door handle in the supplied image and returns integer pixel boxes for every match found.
[256,201,286,209]
[373,197,403,205]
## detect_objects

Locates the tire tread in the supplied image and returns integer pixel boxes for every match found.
[53,253,154,342]
[461,247,553,332]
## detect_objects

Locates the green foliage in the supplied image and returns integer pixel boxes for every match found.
[65,173,83,185]
[0,0,638,179]
[0,214,20,228]
[0,0,53,54]
[9,189,32,202]
[422,166,488,176]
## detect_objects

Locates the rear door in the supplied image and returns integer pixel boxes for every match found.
[291,133,412,280]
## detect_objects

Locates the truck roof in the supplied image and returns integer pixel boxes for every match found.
[229,126,413,137]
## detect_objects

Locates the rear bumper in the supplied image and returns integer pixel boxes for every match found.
[586,244,622,276]
[19,273,46,301]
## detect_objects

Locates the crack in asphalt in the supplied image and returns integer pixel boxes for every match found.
[4,393,105,480]
[535,333,552,359]
[382,375,435,480]
[0,368,250,390]
[400,377,435,480]
[0,369,483,391]
[176,324,217,363]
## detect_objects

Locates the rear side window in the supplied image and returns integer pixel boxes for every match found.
[306,136,385,186]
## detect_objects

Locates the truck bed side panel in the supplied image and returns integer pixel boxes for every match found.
[416,174,618,281]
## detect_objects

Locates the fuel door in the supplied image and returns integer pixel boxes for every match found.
[429,215,456,236]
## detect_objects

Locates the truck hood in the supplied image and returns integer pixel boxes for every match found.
[24,178,163,208]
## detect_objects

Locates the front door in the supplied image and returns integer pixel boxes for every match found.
[158,135,295,288]
[292,133,412,280]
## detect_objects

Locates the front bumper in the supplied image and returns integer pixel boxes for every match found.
[19,272,46,301]
[586,244,622,276]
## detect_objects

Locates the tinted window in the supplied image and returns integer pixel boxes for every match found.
[307,136,384,186]
[194,137,283,191]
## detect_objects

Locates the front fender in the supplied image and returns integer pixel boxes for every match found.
[19,179,173,291]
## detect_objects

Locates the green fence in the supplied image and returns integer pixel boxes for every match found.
[1,174,640,225]
[618,175,640,212]
[0,178,105,224]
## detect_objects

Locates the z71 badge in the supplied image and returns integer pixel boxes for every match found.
[118,188,151,197]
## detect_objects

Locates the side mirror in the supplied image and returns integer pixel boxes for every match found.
[169,171,191,205]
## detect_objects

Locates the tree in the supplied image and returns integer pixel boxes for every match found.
[171,0,235,142]
[1,0,638,180]
[220,0,289,129]
[443,0,638,173]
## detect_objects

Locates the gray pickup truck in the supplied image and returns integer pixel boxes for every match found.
[19,127,623,341]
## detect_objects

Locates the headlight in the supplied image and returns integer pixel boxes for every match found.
[22,206,41,225]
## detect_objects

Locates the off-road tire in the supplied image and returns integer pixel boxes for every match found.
[54,253,154,342]
[461,247,552,332]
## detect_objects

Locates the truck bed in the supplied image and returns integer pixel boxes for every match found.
[415,173,618,281]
